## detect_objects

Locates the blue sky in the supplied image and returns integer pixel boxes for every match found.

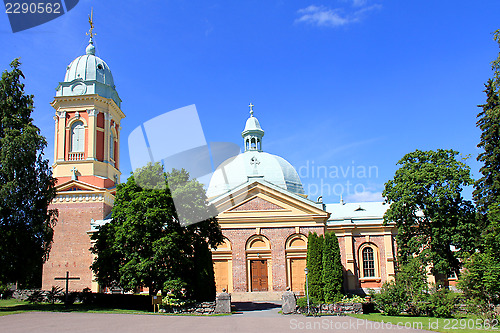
[1,0,499,204]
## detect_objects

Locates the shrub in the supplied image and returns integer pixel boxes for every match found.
[27,290,45,303]
[372,258,429,316]
[306,233,323,301]
[79,287,95,304]
[0,282,13,299]
[297,296,321,308]
[428,288,458,318]
[322,232,343,302]
[46,286,63,304]
[338,295,366,304]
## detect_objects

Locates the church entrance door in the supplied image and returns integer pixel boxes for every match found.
[290,258,306,294]
[250,260,268,291]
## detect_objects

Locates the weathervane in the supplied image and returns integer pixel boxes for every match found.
[86,8,96,39]
[249,103,254,116]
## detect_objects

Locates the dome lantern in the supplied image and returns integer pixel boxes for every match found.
[242,103,264,152]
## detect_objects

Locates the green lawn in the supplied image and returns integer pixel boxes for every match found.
[348,313,499,333]
[0,298,152,317]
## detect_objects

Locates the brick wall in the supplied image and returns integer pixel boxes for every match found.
[222,226,323,292]
[42,201,112,291]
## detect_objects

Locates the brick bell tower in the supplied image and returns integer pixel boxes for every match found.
[42,14,125,292]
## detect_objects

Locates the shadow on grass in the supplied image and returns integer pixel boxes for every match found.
[0,300,149,315]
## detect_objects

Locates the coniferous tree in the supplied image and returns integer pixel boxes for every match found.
[322,231,343,302]
[0,59,57,287]
[306,232,323,301]
[459,30,500,315]
[474,29,500,256]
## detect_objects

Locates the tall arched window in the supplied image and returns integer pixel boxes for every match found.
[110,131,114,160]
[71,121,85,152]
[362,247,375,277]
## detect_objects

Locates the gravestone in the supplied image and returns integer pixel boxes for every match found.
[282,287,297,314]
[215,289,231,314]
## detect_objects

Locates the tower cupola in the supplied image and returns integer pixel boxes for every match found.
[242,103,264,152]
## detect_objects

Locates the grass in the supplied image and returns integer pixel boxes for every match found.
[347,313,499,333]
[0,299,229,317]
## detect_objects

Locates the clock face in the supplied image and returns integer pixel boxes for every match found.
[71,82,87,95]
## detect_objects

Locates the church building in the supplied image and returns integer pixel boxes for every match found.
[207,109,397,299]
[42,21,399,297]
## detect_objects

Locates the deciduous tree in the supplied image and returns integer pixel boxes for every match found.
[91,163,223,299]
[383,149,478,283]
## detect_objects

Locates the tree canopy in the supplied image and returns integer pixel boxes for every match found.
[383,149,478,281]
[0,59,57,287]
[91,162,223,299]
[458,29,500,315]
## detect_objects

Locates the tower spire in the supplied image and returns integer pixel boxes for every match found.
[85,8,96,55]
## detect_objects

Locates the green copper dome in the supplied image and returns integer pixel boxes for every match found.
[56,38,121,107]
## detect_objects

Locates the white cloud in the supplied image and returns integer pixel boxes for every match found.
[346,190,383,202]
[295,3,381,28]
[295,5,352,27]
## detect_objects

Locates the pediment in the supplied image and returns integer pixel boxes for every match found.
[211,180,329,226]
[229,196,286,212]
[56,179,105,193]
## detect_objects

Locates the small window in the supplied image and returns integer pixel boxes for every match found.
[362,247,375,277]
[110,131,114,160]
[97,64,103,70]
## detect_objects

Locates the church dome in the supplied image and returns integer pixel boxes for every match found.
[56,38,121,107]
[206,150,305,198]
[64,50,115,87]
[206,106,304,198]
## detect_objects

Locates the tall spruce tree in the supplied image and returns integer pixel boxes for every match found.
[306,232,323,301]
[474,29,500,251]
[0,59,57,287]
[459,30,500,314]
[322,231,343,302]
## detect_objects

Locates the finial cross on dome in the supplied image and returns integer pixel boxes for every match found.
[86,8,96,39]
[249,103,254,116]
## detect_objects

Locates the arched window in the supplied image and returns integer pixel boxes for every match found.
[251,138,256,149]
[110,131,114,160]
[362,247,375,277]
[71,121,85,152]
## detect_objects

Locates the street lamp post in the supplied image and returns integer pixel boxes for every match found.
[304,266,310,315]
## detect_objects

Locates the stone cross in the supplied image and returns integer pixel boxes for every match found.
[249,103,254,116]
[250,156,260,175]
[71,167,78,180]
[54,271,80,304]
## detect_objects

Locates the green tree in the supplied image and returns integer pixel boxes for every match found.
[322,231,343,302]
[91,162,223,298]
[474,29,500,254]
[306,232,323,301]
[458,250,500,317]
[383,149,478,283]
[0,59,57,287]
[460,30,500,314]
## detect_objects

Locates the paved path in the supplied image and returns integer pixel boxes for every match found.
[0,303,434,333]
